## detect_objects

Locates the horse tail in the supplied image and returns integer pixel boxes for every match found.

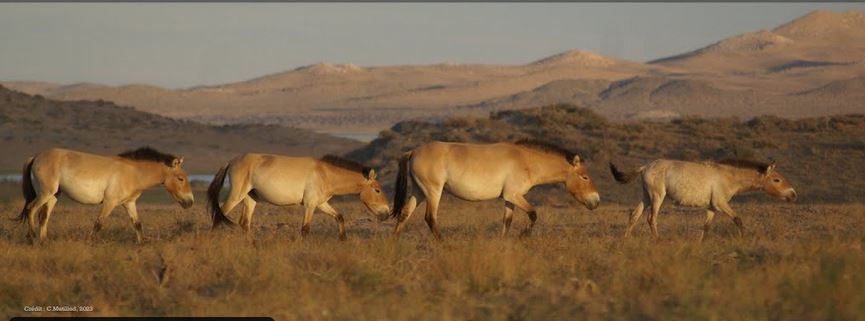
[207,162,236,228]
[390,151,413,220]
[15,157,36,222]
[609,162,644,184]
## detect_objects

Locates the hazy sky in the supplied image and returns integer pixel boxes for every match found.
[1,3,863,88]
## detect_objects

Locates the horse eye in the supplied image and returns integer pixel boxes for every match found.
[375,189,381,193]
[772,178,781,183]
[581,175,590,181]
[178,177,185,182]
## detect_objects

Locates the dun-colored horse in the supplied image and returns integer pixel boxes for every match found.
[610,159,797,240]
[207,154,390,240]
[391,140,600,239]
[18,147,194,243]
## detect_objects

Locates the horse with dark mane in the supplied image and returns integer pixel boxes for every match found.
[610,158,797,240]
[18,147,194,243]
[391,139,600,239]
[207,153,389,240]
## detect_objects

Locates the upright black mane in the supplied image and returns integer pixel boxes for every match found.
[117,147,177,166]
[514,139,578,162]
[716,158,772,173]
[320,155,373,177]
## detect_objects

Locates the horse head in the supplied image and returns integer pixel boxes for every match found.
[565,155,600,210]
[359,169,391,221]
[164,157,195,208]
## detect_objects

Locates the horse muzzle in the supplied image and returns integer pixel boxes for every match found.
[582,193,600,210]
[178,196,195,209]
[784,190,798,202]
[375,206,391,222]
[376,212,392,222]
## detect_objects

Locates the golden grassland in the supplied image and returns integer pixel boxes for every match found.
[1,194,864,320]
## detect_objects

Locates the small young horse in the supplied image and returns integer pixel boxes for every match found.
[391,140,600,239]
[610,159,797,240]
[207,154,390,240]
[18,147,194,243]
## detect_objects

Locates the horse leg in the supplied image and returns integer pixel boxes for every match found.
[423,187,444,241]
[91,200,119,241]
[623,200,646,238]
[648,191,666,239]
[501,201,515,237]
[715,201,744,237]
[239,196,257,240]
[699,209,716,242]
[393,191,424,238]
[37,195,58,242]
[26,195,53,242]
[219,188,248,223]
[122,201,143,244]
[317,201,346,241]
[26,169,59,243]
[625,185,652,238]
[507,194,537,237]
[300,204,316,239]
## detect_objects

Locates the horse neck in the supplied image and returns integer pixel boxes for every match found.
[129,161,167,190]
[526,152,572,186]
[321,166,365,195]
[723,166,764,194]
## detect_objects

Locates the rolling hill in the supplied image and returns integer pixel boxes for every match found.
[0,86,360,173]
[2,10,864,134]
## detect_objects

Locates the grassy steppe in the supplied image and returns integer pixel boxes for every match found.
[1,197,863,321]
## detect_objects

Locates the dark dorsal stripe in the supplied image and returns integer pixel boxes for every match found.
[320,155,373,178]
[514,139,579,163]
[117,146,177,166]
[716,158,772,173]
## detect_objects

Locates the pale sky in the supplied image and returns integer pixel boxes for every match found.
[1,3,863,88]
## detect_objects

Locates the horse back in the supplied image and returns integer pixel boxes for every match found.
[33,148,118,177]
[414,142,522,178]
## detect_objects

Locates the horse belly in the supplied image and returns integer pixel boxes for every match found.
[251,181,305,206]
[444,175,504,201]
[666,184,711,207]
[58,176,105,205]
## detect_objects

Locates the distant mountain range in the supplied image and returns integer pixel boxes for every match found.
[3,10,863,134]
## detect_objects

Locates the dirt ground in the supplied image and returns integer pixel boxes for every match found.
[1,194,863,320]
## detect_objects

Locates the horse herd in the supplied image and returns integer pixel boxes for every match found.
[16,139,798,244]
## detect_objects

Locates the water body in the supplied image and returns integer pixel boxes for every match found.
[329,132,378,143]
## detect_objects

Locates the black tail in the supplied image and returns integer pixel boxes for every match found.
[207,163,236,228]
[609,162,642,184]
[16,157,36,222]
[390,152,413,220]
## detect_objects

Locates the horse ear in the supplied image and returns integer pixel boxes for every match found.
[571,155,583,166]
[366,169,377,180]
[765,163,776,174]
[172,157,184,168]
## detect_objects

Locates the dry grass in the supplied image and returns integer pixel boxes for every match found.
[1,197,864,320]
